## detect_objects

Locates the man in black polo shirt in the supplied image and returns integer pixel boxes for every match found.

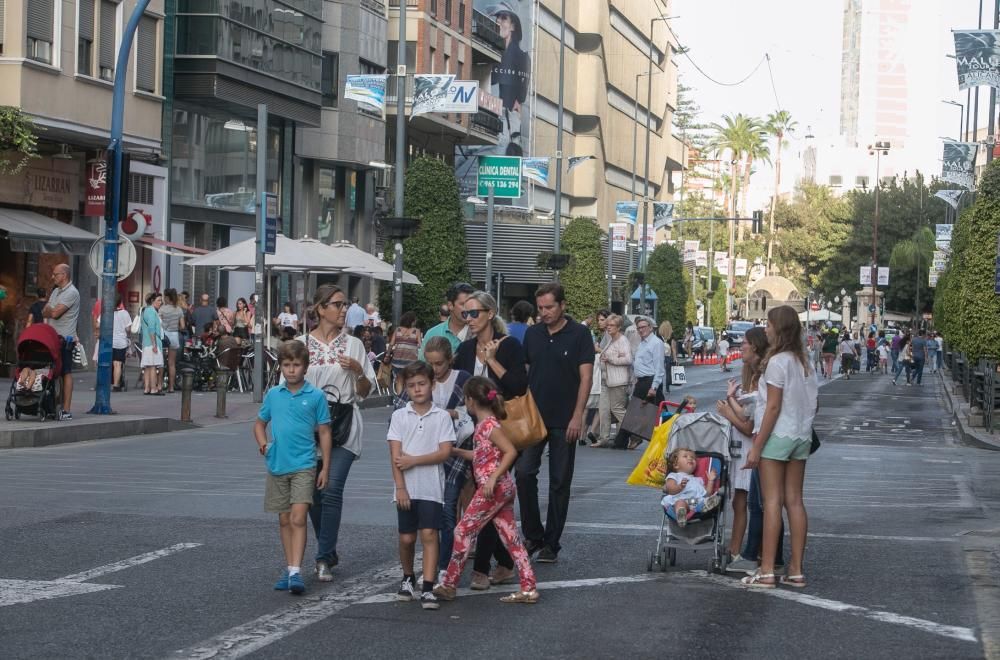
[518,283,594,563]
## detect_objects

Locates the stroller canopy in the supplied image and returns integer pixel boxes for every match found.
[667,412,730,456]
[17,323,63,374]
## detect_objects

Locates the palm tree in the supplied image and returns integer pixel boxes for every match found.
[738,123,769,241]
[765,110,798,274]
[890,226,935,318]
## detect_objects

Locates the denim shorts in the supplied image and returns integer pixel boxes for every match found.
[397,498,443,533]
[761,434,811,462]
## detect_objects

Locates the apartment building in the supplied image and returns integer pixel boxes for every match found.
[0,0,167,355]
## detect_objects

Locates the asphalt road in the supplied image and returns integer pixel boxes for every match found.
[1,364,998,659]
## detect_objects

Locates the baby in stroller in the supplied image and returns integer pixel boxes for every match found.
[661,447,721,527]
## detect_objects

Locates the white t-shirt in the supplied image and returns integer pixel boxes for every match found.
[661,472,708,509]
[277,312,298,328]
[432,370,459,409]
[754,351,818,442]
[877,345,890,360]
[387,403,455,503]
[112,309,132,349]
[717,339,730,355]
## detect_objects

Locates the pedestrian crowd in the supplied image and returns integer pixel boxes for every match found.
[805,323,942,386]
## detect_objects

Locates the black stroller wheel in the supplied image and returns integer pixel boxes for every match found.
[667,548,676,566]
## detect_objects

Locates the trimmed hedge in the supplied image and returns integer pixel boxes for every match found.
[378,157,470,328]
[934,159,1000,360]
[561,217,608,319]
[646,243,687,333]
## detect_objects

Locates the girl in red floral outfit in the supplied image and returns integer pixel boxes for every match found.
[434,377,539,604]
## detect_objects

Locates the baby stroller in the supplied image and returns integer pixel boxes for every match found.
[647,411,731,574]
[4,323,63,421]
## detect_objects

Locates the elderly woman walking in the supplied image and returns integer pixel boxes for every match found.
[594,314,632,447]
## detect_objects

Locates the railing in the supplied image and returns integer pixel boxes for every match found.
[472,9,504,52]
[360,0,386,14]
[470,111,501,136]
[387,0,418,6]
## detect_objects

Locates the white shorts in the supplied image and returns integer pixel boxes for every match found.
[730,432,751,491]
[140,345,164,368]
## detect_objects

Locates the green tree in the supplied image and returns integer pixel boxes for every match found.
[764,110,797,273]
[646,243,687,332]
[889,226,935,319]
[934,161,1000,359]
[773,183,853,292]
[0,107,41,175]
[379,157,470,328]
[560,217,607,319]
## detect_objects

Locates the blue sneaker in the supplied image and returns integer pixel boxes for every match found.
[274,570,290,591]
[288,572,306,595]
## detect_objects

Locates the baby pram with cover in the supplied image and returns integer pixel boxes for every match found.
[647,411,732,573]
[5,323,63,421]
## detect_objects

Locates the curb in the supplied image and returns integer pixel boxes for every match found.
[939,370,1000,451]
[0,416,172,449]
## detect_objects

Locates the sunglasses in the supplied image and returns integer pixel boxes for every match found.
[321,300,348,309]
[461,308,488,320]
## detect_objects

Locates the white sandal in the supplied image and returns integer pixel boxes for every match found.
[740,572,776,589]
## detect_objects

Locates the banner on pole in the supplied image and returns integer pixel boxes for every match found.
[935,223,954,243]
[345,74,388,111]
[860,267,872,286]
[714,252,729,276]
[929,270,940,288]
[932,251,948,273]
[695,250,708,267]
[683,240,699,263]
[735,258,748,277]
[877,267,889,286]
[522,157,550,186]
[412,75,478,116]
[567,155,595,173]
[935,190,964,210]
[610,223,628,252]
[642,225,655,252]
[615,201,639,225]
[941,142,978,190]
[954,30,1000,90]
[652,202,674,230]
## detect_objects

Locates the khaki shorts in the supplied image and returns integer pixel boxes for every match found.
[264,468,316,513]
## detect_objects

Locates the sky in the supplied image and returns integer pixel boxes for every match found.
[671,0,985,193]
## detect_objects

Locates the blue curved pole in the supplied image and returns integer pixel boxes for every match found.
[90,0,153,414]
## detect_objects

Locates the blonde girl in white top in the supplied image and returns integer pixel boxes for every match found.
[743,305,818,590]
[301,284,377,580]
[595,314,633,447]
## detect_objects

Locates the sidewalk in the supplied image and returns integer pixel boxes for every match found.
[0,368,391,449]
[939,367,1000,451]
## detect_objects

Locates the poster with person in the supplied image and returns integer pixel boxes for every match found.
[455,0,535,203]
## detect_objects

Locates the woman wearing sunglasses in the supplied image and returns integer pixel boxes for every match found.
[454,291,528,590]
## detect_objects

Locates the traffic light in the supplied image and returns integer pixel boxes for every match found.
[751,210,763,234]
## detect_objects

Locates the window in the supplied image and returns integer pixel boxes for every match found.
[321,51,338,107]
[429,0,436,15]
[359,59,382,75]
[128,173,154,204]
[429,46,435,73]
[443,52,450,74]
[855,175,869,188]
[78,0,94,75]
[387,40,416,68]
[99,0,118,80]
[26,0,55,63]
[828,175,843,187]
[458,1,465,30]
[135,14,157,92]
[444,0,451,22]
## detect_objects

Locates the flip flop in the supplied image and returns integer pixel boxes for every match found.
[780,574,807,589]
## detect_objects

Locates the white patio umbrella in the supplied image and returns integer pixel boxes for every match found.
[799,309,842,323]
[183,235,421,284]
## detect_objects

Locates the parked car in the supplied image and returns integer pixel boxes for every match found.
[692,326,716,357]
[725,321,755,348]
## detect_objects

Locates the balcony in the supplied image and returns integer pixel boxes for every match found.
[388,0,418,6]
[470,111,501,137]
[472,9,504,57]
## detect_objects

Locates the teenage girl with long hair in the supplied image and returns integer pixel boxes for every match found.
[742,305,818,589]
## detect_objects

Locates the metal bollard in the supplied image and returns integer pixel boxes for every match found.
[215,369,231,418]
[180,368,195,422]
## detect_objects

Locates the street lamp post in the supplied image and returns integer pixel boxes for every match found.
[552,0,566,259]
[391,0,408,329]
[941,100,964,143]
[867,140,890,328]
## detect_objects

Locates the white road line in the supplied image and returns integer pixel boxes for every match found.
[841,457,880,461]
[59,543,202,582]
[170,560,404,659]
[686,571,977,643]
[356,574,661,605]
[563,522,958,542]
[0,578,120,607]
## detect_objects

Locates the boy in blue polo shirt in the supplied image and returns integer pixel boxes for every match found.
[254,340,332,595]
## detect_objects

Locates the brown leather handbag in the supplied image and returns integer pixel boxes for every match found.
[501,389,548,450]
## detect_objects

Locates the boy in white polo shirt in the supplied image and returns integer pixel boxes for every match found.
[388,361,455,610]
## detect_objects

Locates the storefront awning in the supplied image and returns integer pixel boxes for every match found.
[0,208,99,255]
